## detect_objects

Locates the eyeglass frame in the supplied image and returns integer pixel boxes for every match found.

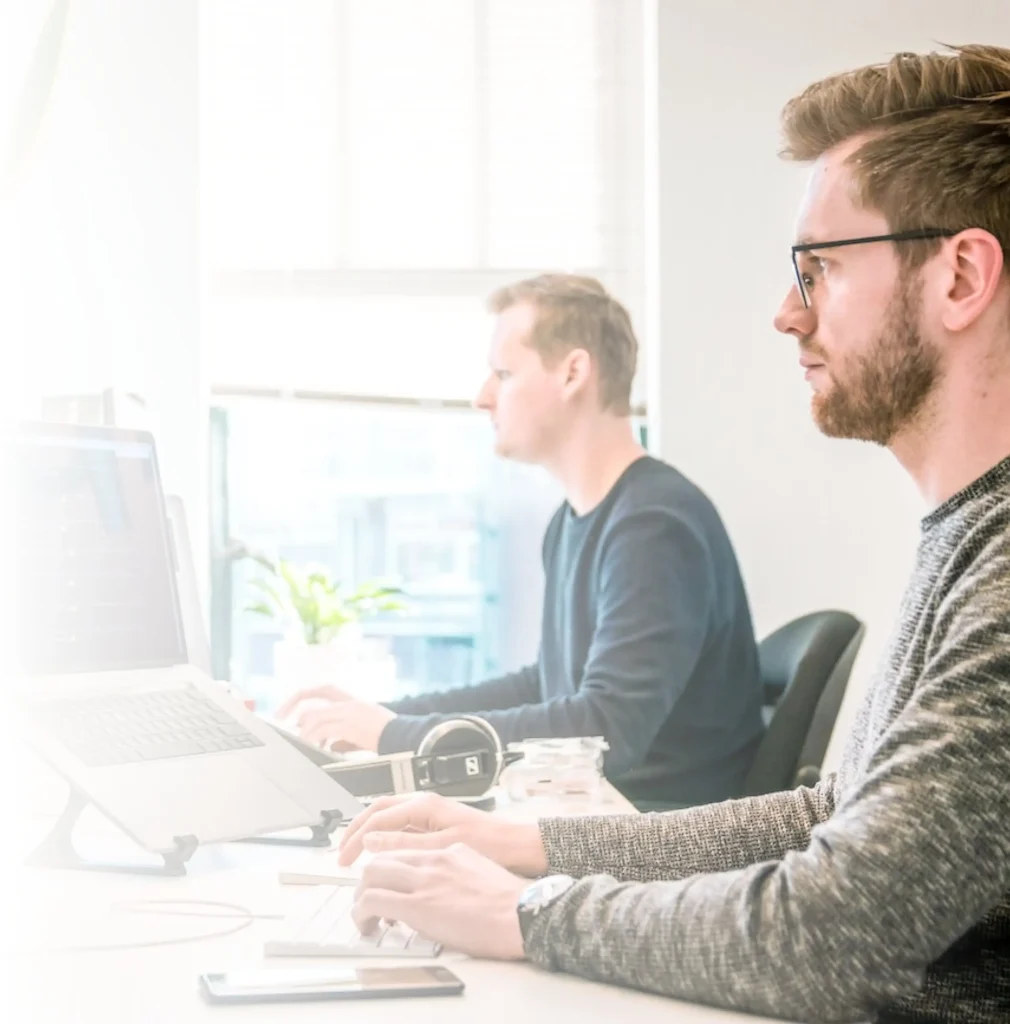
[790,228,959,309]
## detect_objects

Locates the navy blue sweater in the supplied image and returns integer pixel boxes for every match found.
[379,457,765,806]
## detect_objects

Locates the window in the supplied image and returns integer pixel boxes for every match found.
[211,398,519,707]
[201,0,644,704]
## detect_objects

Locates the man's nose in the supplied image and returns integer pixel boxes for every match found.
[474,377,494,409]
[773,284,816,339]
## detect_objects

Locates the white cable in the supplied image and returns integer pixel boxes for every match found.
[10,898,284,955]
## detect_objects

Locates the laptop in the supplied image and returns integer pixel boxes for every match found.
[10,421,363,856]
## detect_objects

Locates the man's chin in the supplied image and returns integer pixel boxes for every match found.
[811,393,844,435]
[492,438,536,463]
[811,392,850,439]
[811,395,888,445]
[493,440,521,462]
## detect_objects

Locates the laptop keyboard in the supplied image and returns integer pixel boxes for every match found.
[29,687,264,767]
[265,885,441,959]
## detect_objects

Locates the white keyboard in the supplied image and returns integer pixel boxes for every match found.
[265,885,441,959]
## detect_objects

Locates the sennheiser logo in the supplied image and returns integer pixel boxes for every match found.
[464,755,480,777]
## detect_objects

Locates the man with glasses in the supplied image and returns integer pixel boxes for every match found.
[326,44,1010,1023]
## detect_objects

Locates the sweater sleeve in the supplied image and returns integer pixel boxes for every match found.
[537,775,837,882]
[381,664,540,717]
[380,509,716,772]
[523,553,1010,1022]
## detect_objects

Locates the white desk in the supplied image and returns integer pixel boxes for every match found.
[3,777,788,1024]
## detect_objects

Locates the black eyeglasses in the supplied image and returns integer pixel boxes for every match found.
[791,228,959,308]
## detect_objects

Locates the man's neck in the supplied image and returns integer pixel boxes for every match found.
[546,417,647,516]
[891,359,1010,509]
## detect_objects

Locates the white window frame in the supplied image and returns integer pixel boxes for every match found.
[204,0,647,411]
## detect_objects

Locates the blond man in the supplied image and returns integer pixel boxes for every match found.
[282,274,765,808]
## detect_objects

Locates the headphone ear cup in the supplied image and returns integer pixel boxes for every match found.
[416,716,503,800]
[455,715,503,759]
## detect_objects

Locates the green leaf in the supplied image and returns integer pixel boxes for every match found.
[244,554,408,635]
[307,570,336,593]
[244,601,275,618]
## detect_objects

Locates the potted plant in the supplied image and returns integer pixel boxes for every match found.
[244,555,405,698]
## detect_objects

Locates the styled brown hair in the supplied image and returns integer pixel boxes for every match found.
[485,274,638,414]
[780,44,1010,272]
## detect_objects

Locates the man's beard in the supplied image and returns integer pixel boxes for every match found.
[810,273,941,446]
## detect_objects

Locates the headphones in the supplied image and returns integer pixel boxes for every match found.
[414,715,513,802]
[300,715,521,810]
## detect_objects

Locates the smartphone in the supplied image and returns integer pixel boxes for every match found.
[199,964,465,1004]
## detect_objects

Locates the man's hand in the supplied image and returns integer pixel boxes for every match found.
[338,792,548,877]
[353,844,528,961]
[295,698,396,752]
[274,685,396,752]
[276,685,353,721]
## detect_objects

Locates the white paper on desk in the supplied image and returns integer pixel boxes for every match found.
[278,866,362,886]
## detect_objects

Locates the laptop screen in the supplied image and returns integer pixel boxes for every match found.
[12,422,187,676]
[165,494,214,677]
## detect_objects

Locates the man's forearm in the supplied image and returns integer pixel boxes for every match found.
[377,665,542,754]
[383,664,540,717]
[538,778,836,882]
[523,774,908,1023]
[526,630,1010,1022]
[524,864,888,1023]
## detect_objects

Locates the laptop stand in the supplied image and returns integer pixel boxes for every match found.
[232,808,344,848]
[28,791,348,874]
[26,788,198,876]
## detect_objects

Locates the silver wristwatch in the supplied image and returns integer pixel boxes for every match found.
[516,874,576,946]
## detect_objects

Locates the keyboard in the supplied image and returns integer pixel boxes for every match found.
[265,884,442,959]
[28,686,264,767]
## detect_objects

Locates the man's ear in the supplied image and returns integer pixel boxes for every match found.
[940,229,1006,334]
[560,348,593,401]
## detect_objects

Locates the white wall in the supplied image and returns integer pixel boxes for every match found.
[3,0,205,573]
[644,0,1010,765]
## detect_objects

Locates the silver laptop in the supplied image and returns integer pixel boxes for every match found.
[11,421,363,856]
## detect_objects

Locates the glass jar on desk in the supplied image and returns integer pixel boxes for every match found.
[501,737,609,802]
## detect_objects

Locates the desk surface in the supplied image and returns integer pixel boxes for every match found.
[3,774,788,1024]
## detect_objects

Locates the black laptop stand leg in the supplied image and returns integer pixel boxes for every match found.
[233,808,344,848]
[26,788,198,876]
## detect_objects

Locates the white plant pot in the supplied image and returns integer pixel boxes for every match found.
[272,624,396,702]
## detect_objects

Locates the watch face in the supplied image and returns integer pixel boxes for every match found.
[521,874,574,913]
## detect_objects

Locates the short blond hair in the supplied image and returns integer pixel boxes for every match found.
[780,44,1010,272]
[486,274,637,414]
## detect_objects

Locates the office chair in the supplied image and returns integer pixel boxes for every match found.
[741,610,864,797]
[623,610,864,813]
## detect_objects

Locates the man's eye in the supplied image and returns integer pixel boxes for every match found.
[494,370,510,381]
[800,256,827,289]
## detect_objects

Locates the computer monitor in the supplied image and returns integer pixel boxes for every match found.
[11,421,187,677]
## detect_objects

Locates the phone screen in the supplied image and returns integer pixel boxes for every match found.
[200,965,464,1003]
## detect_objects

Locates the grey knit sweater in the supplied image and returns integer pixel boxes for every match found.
[526,455,1010,1023]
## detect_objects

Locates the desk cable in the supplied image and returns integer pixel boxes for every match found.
[10,899,285,955]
